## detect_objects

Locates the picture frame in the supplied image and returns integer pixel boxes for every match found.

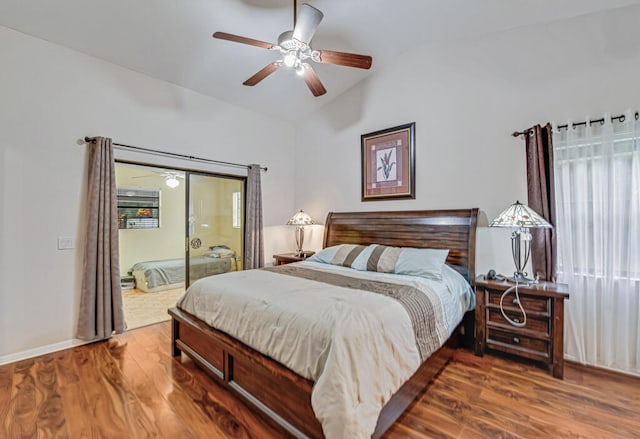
[361,122,415,201]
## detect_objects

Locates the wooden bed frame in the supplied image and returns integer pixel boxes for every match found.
[169,208,479,438]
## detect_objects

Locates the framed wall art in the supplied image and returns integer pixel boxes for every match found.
[361,122,415,201]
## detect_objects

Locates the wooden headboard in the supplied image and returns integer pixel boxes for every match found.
[322,209,479,283]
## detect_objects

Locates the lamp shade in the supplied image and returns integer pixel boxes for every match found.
[287,209,314,226]
[489,200,551,229]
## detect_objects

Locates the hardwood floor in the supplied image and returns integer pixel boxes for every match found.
[2,322,638,438]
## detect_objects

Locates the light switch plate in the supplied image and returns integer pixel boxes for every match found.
[58,237,74,250]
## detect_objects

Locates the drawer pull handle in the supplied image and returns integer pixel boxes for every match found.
[512,298,519,305]
[512,337,520,344]
[513,318,519,323]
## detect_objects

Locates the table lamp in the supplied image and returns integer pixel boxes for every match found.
[287,209,315,256]
[489,200,552,283]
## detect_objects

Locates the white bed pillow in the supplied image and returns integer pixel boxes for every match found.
[441,264,475,311]
[204,246,235,258]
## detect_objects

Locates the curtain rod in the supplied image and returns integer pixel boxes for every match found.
[83,136,267,172]
[512,112,640,137]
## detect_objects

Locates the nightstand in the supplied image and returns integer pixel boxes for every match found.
[273,252,315,266]
[474,276,570,378]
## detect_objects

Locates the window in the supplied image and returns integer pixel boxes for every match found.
[554,118,640,280]
[552,112,640,374]
[232,191,242,229]
[117,187,160,229]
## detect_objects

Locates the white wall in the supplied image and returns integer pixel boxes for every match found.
[0,26,295,359]
[295,5,640,278]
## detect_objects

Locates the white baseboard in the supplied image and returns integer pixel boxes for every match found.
[0,338,95,366]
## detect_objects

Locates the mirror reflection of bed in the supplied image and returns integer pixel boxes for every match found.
[123,246,238,328]
[116,162,244,330]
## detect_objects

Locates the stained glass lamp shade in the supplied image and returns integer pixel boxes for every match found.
[286,210,315,256]
[489,201,552,282]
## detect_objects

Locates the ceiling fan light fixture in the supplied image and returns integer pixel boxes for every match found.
[165,176,180,188]
[283,51,298,68]
[296,63,306,75]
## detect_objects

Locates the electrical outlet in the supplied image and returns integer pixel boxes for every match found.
[58,237,74,250]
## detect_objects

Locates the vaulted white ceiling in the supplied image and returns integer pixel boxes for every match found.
[1,0,638,122]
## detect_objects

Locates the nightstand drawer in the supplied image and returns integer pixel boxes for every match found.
[487,290,550,314]
[487,308,550,336]
[487,328,549,360]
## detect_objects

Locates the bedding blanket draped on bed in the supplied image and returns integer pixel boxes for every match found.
[131,256,234,289]
[177,261,471,438]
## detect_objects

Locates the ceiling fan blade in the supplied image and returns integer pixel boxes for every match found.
[302,64,327,97]
[213,31,274,49]
[243,63,281,86]
[292,3,324,44]
[318,50,372,70]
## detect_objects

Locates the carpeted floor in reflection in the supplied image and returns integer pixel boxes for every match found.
[122,287,185,329]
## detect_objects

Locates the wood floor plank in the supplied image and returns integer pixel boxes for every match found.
[473,388,606,439]
[386,406,464,438]
[483,366,639,436]
[120,328,226,439]
[31,354,69,438]
[180,356,290,438]
[564,360,640,403]
[104,334,198,439]
[124,322,285,438]
[0,362,13,389]
[52,347,100,438]
[2,322,639,439]
[6,359,37,438]
[95,341,163,437]
[71,342,160,437]
[0,362,14,437]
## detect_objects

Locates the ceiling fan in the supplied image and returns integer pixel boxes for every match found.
[213,1,373,97]
[132,171,185,188]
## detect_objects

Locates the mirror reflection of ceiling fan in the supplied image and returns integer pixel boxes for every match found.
[213,1,373,97]
[132,171,185,188]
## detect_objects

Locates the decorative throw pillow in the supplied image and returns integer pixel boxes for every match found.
[307,244,366,267]
[364,244,449,280]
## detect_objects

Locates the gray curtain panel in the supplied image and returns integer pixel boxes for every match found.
[244,164,264,269]
[77,137,126,340]
[525,124,557,282]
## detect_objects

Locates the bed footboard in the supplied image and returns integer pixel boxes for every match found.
[169,307,323,438]
[169,307,466,439]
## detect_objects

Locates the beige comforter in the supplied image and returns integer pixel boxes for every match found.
[177,261,469,438]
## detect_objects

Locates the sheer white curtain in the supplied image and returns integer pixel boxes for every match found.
[553,110,640,376]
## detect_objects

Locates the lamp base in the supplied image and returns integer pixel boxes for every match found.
[294,226,305,258]
[507,272,534,283]
[508,229,534,284]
